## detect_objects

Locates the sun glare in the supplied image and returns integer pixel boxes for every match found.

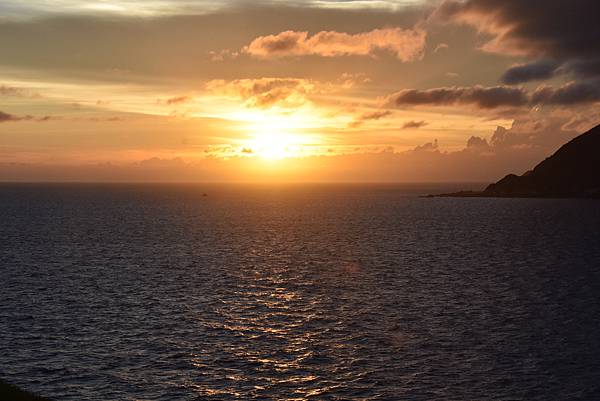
[234,111,319,160]
[246,132,304,160]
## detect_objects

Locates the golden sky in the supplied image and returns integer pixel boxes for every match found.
[1,0,599,181]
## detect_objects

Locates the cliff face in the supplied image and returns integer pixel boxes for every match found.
[484,124,600,198]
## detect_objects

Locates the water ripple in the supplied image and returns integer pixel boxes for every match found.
[1,184,600,400]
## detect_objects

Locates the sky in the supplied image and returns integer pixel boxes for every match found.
[1,0,599,182]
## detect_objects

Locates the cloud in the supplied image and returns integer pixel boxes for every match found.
[438,0,600,86]
[0,85,39,98]
[386,80,600,111]
[413,138,438,152]
[166,95,193,105]
[206,78,315,108]
[1,85,26,97]
[243,27,426,61]
[386,85,529,109]
[568,59,600,79]
[466,135,489,150]
[500,60,561,85]
[479,114,600,151]
[402,120,428,129]
[0,111,19,122]
[81,116,123,122]
[0,0,420,18]
[531,80,600,106]
[433,43,448,53]
[208,49,239,62]
[0,110,55,122]
[438,0,600,59]
[487,122,548,150]
[349,110,392,127]
[338,73,371,89]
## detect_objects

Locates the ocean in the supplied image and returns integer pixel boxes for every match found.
[1,183,600,400]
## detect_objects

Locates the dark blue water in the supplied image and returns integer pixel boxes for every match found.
[1,183,600,400]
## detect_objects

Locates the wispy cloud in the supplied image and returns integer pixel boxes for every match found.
[349,110,392,127]
[0,85,39,98]
[165,96,193,105]
[386,85,529,109]
[402,120,428,129]
[0,110,55,122]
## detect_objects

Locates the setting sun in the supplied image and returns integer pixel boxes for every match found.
[230,110,322,160]
[245,131,303,160]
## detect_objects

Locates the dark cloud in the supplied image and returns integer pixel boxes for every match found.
[439,0,600,86]
[438,0,600,60]
[387,79,600,110]
[402,120,428,129]
[567,59,600,79]
[531,80,600,106]
[386,85,528,109]
[500,60,561,85]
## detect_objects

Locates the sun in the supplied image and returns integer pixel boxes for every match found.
[235,111,312,160]
[246,131,303,160]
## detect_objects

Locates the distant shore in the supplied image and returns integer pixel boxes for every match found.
[424,191,600,199]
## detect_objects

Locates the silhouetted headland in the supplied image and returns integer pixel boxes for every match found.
[430,124,600,198]
[0,379,52,401]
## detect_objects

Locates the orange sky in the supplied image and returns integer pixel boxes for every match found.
[1,0,599,182]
